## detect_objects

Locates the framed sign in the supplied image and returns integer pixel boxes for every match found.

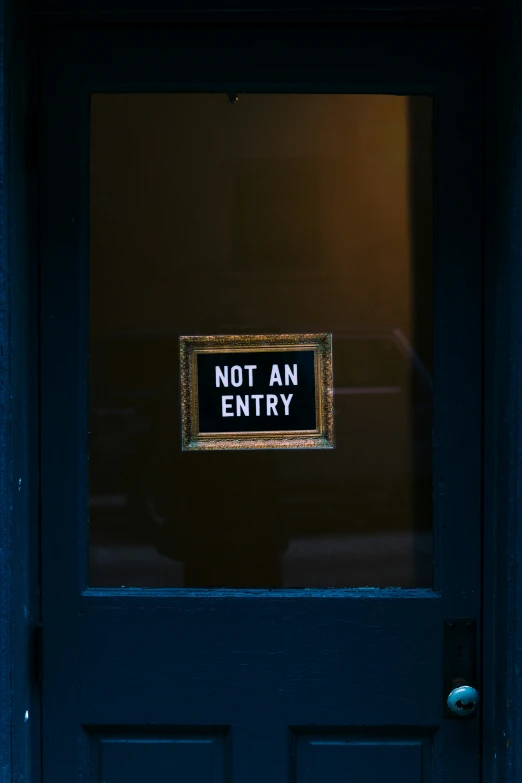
[180,333,334,451]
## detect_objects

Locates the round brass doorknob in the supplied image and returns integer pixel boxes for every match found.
[447,684,480,717]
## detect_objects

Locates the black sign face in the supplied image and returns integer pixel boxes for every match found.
[197,349,316,434]
[180,334,334,451]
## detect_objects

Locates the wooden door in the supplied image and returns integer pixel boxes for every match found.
[39,24,482,783]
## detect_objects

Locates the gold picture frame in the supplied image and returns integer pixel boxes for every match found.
[180,333,334,451]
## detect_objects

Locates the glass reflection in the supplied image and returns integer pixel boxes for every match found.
[89,93,433,588]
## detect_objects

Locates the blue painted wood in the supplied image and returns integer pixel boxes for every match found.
[0,1,42,782]
[38,23,483,783]
[0,2,11,779]
[1,1,522,782]
[98,733,227,783]
[0,3,518,783]
[8,38,41,783]
[296,734,430,783]
[483,3,522,783]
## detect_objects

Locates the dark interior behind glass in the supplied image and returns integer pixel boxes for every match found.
[89,93,433,588]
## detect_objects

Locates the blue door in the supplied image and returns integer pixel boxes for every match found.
[39,24,482,783]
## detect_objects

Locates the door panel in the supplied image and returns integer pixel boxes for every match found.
[40,25,482,783]
[296,735,431,783]
[93,731,228,783]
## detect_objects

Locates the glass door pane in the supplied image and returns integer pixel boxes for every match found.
[89,93,433,588]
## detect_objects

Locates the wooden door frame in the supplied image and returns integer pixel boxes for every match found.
[0,2,520,782]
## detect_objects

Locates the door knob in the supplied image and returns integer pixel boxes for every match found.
[447,684,479,717]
